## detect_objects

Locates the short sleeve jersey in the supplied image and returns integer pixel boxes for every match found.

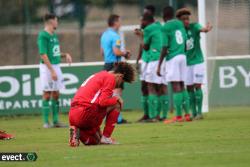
[100,28,122,63]
[37,30,61,64]
[162,19,186,61]
[143,21,163,62]
[185,23,204,65]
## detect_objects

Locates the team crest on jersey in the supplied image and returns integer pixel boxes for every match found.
[50,38,58,42]
[116,40,121,46]
[53,45,61,57]
[188,31,192,35]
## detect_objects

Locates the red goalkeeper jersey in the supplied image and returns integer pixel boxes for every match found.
[71,71,118,107]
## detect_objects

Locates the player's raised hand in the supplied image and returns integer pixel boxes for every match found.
[202,22,213,33]
[51,70,58,81]
[65,53,72,65]
[206,22,213,31]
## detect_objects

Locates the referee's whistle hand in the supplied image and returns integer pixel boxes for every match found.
[124,50,131,59]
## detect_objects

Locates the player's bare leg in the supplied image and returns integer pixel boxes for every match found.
[42,91,51,128]
[51,91,67,128]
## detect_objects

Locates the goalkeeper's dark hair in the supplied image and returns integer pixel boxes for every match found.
[176,8,191,18]
[113,62,136,83]
[44,13,57,22]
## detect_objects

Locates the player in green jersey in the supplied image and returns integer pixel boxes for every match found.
[135,5,155,122]
[136,6,169,122]
[176,8,212,119]
[37,13,72,128]
[157,6,192,123]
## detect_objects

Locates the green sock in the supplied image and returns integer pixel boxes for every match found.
[157,96,161,117]
[148,95,159,119]
[160,95,169,119]
[182,90,190,115]
[195,89,203,115]
[173,92,183,117]
[42,99,50,124]
[51,99,59,124]
[188,91,197,117]
[141,96,149,116]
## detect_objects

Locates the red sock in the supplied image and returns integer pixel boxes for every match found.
[103,109,119,138]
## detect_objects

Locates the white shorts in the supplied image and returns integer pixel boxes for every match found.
[39,64,64,91]
[145,60,163,84]
[160,60,167,85]
[185,63,205,85]
[139,60,148,81]
[165,54,187,82]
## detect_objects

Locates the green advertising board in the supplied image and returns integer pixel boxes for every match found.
[209,58,250,106]
[0,63,141,115]
[0,58,249,116]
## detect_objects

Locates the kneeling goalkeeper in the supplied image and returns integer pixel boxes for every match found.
[69,62,135,146]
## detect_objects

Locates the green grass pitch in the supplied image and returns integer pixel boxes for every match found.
[0,107,250,167]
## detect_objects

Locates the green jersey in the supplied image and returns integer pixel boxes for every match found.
[142,21,162,62]
[37,30,61,64]
[162,19,186,61]
[185,23,204,66]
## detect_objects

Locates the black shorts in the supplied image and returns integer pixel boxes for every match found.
[103,62,124,89]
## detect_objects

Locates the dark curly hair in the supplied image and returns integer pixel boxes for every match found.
[113,62,136,83]
[176,8,191,18]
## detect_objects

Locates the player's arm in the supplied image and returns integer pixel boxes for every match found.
[40,54,58,81]
[134,29,143,68]
[135,28,150,51]
[98,77,119,107]
[200,22,213,33]
[135,44,143,71]
[113,47,131,59]
[112,36,131,59]
[61,52,72,65]
[157,25,168,76]
[157,46,167,76]
[142,43,150,51]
